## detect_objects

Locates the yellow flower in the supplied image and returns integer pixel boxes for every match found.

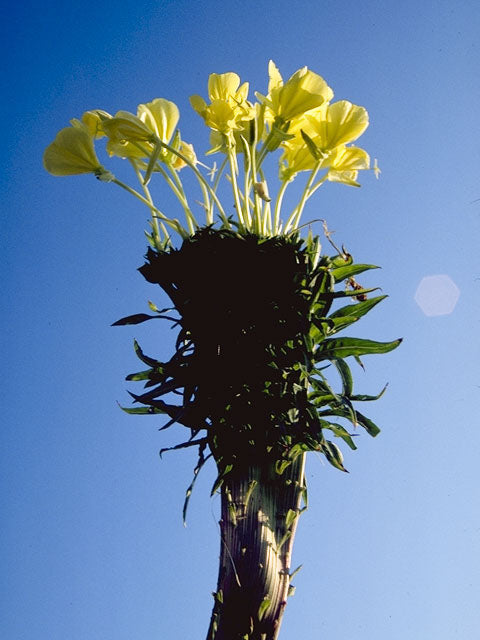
[43,122,106,176]
[172,141,197,170]
[279,140,317,181]
[102,98,180,161]
[190,72,254,134]
[206,102,262,155]
[258,60,333,124]
[138,98,179,144]
[326,145,370,186]
[304,100,369,150]
[208,72,249,103]
[280,136,370,185]
[80,110,112,138]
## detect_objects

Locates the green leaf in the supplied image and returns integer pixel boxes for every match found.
[118,404,166,415]
[322,440,348,472]
[330,253,353,268]
[159,437,208,458]
[285,508,298,528]
[275,459,292,474]
[351,383,388,402]
[182,444,211,525]
[327,315,361,333]
[300,129,323,160]
[331,263,379,282]
[133,340,159,367]
[329,295,388,320]
[355,411,381,437]
[333,359,353,396]
[112,313,159,326]
[316,337,402,360]
[112,312,178,326]
[331,286,380,299]
[258,597,271,621]
[210,464,233,496]
[319,407,381,436]
[125,369,153,381]
[323,422,358,450]
[148,300,174,314]
[289,564,303,580]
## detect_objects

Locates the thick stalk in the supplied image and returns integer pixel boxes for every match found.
[207,454,306,640]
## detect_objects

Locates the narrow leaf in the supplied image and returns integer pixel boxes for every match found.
[329,295,388,320]
[112,313,158,326]
[316,337,402,360]
[319,407,381,436]
[322,440,348,472]
[333,358,353,396]
[258,598,271,621]
[118,404,166,415]
[331,263,379,282]
[323,422,358,450]
[182,445,211,525]
[351,383,388,402]
[133,340,159,367]
[285,508,298,528]
[125,369,152,382]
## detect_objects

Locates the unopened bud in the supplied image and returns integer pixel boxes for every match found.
[254,181,271,202]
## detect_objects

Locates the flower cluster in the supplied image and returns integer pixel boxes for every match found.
[44,61,375,246]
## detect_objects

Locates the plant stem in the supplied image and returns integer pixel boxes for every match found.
[227,146,247,231]
[283,163,323,234]
[206,454,306,640]
[157,139,230,228]
[112,178,188,238]
[273,180,290,235]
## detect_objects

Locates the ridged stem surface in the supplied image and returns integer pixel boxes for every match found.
[207,454,306,640]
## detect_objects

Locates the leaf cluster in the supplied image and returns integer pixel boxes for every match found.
[116,228,400,512]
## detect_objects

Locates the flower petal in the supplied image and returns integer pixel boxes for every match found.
[138,98,179,144]
[43,124,102,176]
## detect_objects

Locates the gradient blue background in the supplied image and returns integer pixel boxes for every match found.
[2,1,480,638]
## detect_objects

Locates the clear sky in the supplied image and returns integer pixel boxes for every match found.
[2,1,480,639]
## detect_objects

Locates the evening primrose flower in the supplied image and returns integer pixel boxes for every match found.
[258,60,333,125]
[304,100,369,151]
[190,72,254,134]
[279,140,318,181]
[171,141,197,170]
[102,98,180,159]
[43,121,109,177]
[326,145,370,186]
[80,110,112,138]
[280,138,370,185]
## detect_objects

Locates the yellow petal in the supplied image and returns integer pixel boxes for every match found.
[327,169,360,187]
[328,145,370,171]
[138,98,179,144]
[269,65,333,122]
[307,101,369,150]
[208,72,240,101]
[203,100,239,133]
[81,110,111,138]
[267,60,283,94]
[102,111,153,143]
[43,124,102,176]
[172,141,197,170]
[106,138,152,159]
[280,141,317,177]
[190,94,207,115]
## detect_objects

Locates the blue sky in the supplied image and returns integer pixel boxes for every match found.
[2,1,480,639]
